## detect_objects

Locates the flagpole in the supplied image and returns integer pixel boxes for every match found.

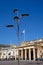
[24,29,25,41]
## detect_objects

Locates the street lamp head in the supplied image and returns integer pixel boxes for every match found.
[21,13,29,17]
[14,16,20,21]
[6,24,14,28]
[13,9,18,13]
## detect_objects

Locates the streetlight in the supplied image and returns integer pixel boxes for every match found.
[13,9,29,65]
[13,9,20,65]
[6,8,29,65]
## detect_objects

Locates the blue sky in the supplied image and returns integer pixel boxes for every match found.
[0,0,43,45]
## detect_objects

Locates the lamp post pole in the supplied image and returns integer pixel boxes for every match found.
[13,9,20,65]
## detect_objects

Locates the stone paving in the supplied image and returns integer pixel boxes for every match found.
[0,60,43,65]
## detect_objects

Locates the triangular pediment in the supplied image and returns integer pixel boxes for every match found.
[21,41,27,46]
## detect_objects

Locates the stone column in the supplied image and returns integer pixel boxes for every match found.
[15,55,16,60]
[29,48,31,61]
[37,48,40,58]
[21,49,23,60]
[33,48,36,61]
[15,50,17,60]
[25,49,27,60]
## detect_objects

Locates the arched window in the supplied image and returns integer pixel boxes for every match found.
[8,52,11,55]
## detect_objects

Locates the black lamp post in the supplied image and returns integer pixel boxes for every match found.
[13,9,20,65]
[6,8,29,65]
[13,9,29,65]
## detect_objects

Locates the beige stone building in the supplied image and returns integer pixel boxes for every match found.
[15,39,43,61]
[0,39,43,61]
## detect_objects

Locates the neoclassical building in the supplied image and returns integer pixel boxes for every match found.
[0,39,43,61]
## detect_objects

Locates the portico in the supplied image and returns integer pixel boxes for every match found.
[18,47,37,61]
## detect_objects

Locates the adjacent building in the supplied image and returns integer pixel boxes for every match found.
[0,45,18,60]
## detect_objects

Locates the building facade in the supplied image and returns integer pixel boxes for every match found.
[15,39,43,61]
[0,39,43,61]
